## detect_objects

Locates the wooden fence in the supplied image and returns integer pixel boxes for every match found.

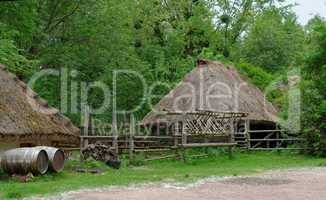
[78,107,306,161]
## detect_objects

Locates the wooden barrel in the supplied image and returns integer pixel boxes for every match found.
[34,146,65,173]
[0,148,49,175]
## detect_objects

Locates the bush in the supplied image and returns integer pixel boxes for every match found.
[235,62,273,90]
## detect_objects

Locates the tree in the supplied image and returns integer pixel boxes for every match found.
[0,1,39,79]
[238,8,304,72]
[133,0,219,82]
[302,19,326,156]
[208,0,286,57]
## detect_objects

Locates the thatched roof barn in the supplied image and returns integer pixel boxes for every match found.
[0,64,80,150]
[141,60,278,131]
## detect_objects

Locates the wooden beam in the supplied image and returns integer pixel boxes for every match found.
[179,143,237,148]
[249,138,305,142]
[249,130,286,133]
[129,114,135,162]
[166,111,248,118]
[230,118,235,143]
[80,136,116,139]
[134,136,176,139]
[134,149,171,153]
[245,119,250,149]
[112,100,118,155]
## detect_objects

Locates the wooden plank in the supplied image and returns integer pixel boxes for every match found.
[129,114,135,161]
[112,99,118,154]
[119,146,172,150]
[182,132,227,136]
[249,130,286,133]
[179,143,237,148]
[182,122,187,145]
[230,118,235,143]
[80,136,115,139]
[167,111,248,118]
[245,120,250,141]
[249,138,305,142]
[80,137,84,162]
[83,105,90,148]
[133,136,176,139]
[134,149,171,153]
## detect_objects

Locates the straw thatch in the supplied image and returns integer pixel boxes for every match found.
[0,64,80,145]
[142,60,278,126]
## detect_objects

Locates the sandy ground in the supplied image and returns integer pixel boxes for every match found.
[32,168,326,200]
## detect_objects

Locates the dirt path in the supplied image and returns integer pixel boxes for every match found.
[37,168,326,200]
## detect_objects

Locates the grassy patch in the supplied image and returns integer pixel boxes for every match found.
[0,151,324,199]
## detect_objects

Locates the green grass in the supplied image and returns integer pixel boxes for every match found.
[0,151,325,199]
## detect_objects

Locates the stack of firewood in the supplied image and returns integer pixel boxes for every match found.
[81,144,117,163]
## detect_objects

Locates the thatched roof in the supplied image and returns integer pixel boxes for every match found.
[0,64,80,144]
[142,60,278,125]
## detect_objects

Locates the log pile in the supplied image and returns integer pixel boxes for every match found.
[81,144,118,163]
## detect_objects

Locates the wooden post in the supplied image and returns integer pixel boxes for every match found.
[244,119,250,149]
[276,124,281,153]
[80,136,84,162]
[174,122,179,148]
[157,122,160,136]
[173,122,181,160]
[181,121,187,145]
[112,108,118,155]
[80,105,90,162]
[84,105,90,147]
[227,118,235,159]
[181,120,187,163]
[230,119,235,143]
[129,114,135,163]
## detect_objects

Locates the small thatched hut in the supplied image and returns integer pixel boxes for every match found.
[0,65,80,152]
[141,60,278,134]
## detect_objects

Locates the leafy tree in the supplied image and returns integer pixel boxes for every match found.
[0,1,39,79]
[302,21,326,156]
[238,8,304,72]
[208,0,286,57]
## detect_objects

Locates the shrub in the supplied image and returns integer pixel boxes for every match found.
[235,62,273,90]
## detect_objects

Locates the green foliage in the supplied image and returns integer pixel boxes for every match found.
[235,62,273,90]
[302,21,326,156]
[238,8,305,72]
[0,39,37,78]
[0,0,297,123]
[0,1,38,49]
[211,0,286,56]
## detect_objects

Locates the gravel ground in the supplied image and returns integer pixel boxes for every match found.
[32,168,326,200]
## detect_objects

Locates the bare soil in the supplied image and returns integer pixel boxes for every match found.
[37,168,326,200]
